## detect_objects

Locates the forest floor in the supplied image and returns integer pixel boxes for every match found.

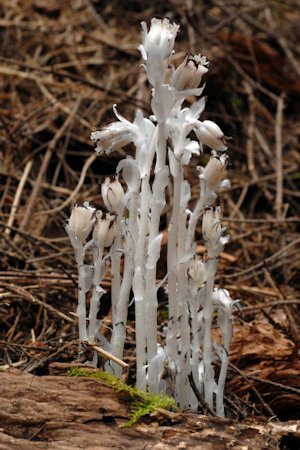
[0,1,300,449]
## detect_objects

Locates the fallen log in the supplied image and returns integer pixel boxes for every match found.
[0,368,299,450]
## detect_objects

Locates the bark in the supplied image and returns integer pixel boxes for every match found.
[0,368,299,450]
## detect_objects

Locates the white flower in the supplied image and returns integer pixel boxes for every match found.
[202,150,229,190]
[66,202,96,244]
[91,122,133,154]
[93,210,116,249]
[91,106,153,155]
[139,18,179,61]
[138,18,180,86]
[171,54,209,91]
[202,207,228,258]
[188,257,206,287]
[195,120,228,151]
[101,175,125,213]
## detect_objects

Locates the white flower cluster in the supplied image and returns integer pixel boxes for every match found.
[66,17,238,417]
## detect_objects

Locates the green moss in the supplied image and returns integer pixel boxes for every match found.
[68,366,177,427]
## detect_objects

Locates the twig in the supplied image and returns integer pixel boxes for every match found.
[18,101,81,231]
[0,282,74,323]
[228,362,278,419]
[91,345,129,369]
[275,93,285,219]
[5,159,33,235]
[36,153,97,216]
[188,373,217,417]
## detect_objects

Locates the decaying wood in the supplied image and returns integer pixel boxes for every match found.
[1,369,299,450]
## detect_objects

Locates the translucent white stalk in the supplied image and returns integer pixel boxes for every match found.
[88,244,104,344]
[109,188,139,376]
[202,258,217,410]
[110,219,122,320]
[76,245,88,342]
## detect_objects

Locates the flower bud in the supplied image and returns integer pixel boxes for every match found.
[66,202,96,243]
[101,175,125,212]
[93,210,117,249]
[171,54,209,91]
[188,257,206,287]
[202,207,228,258]
[195,120,228,151]
[203,150,229,190]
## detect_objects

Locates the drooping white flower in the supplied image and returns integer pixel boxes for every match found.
[66,202,96,244]
[202,150,229,190]
[188,257,206,287]
[202,207,229,258]
[101,175,125,213]
[194,120,228,151]
[93,210,116,249]
[171,54,209,91]
[91,122,133,154]
[91,106,154,155]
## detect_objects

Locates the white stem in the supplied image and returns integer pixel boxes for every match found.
[109,191,138,375]
[110,218,122,318]
[88,245,104,344]
[202,258,217,411]
[134,175,151,389]
[216,313,232,417]
[155,122,167,172]
[75,245,88,342]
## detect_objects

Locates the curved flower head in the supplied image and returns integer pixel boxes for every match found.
[171,54,209,91]
[91,122,133,154]
[195,120,228,151]
[101,175,125,213]
[188,256,206,287]
[66,202,96,244]
[93,210,117,249]
[203,150,229,191]
[202,206,229,258]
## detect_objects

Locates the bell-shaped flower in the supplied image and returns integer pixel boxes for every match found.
[202,206,229,258]
[139,17,179,62]
[92,106,155,156]
[171,54,209,91]
[202,150,229,191]
[101,175,125,213]
[93,210,117,249]
[66,201,96,244]
[91,122,133,154]
[194,120,228,151]
[188,256,206,287]
[138,18,180,85]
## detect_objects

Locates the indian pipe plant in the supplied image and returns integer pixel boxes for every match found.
[65,17,239,417]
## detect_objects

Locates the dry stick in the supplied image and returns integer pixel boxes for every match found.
[263,266,299,344]
[245,374,300,396]
[5,159,33,235]
[224,236,300,279]
[188,373,217,417]
[244,82,257,181]
[91,345,128,369]
[275,94,285,219]
[0,282,73,323]
[228,362,278,419]
[18,103,79,232]
[36,153,97,216]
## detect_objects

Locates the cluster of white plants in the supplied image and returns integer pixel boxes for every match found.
[66,17,238,417]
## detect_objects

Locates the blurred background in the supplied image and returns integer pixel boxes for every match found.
[0,0,299,421]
